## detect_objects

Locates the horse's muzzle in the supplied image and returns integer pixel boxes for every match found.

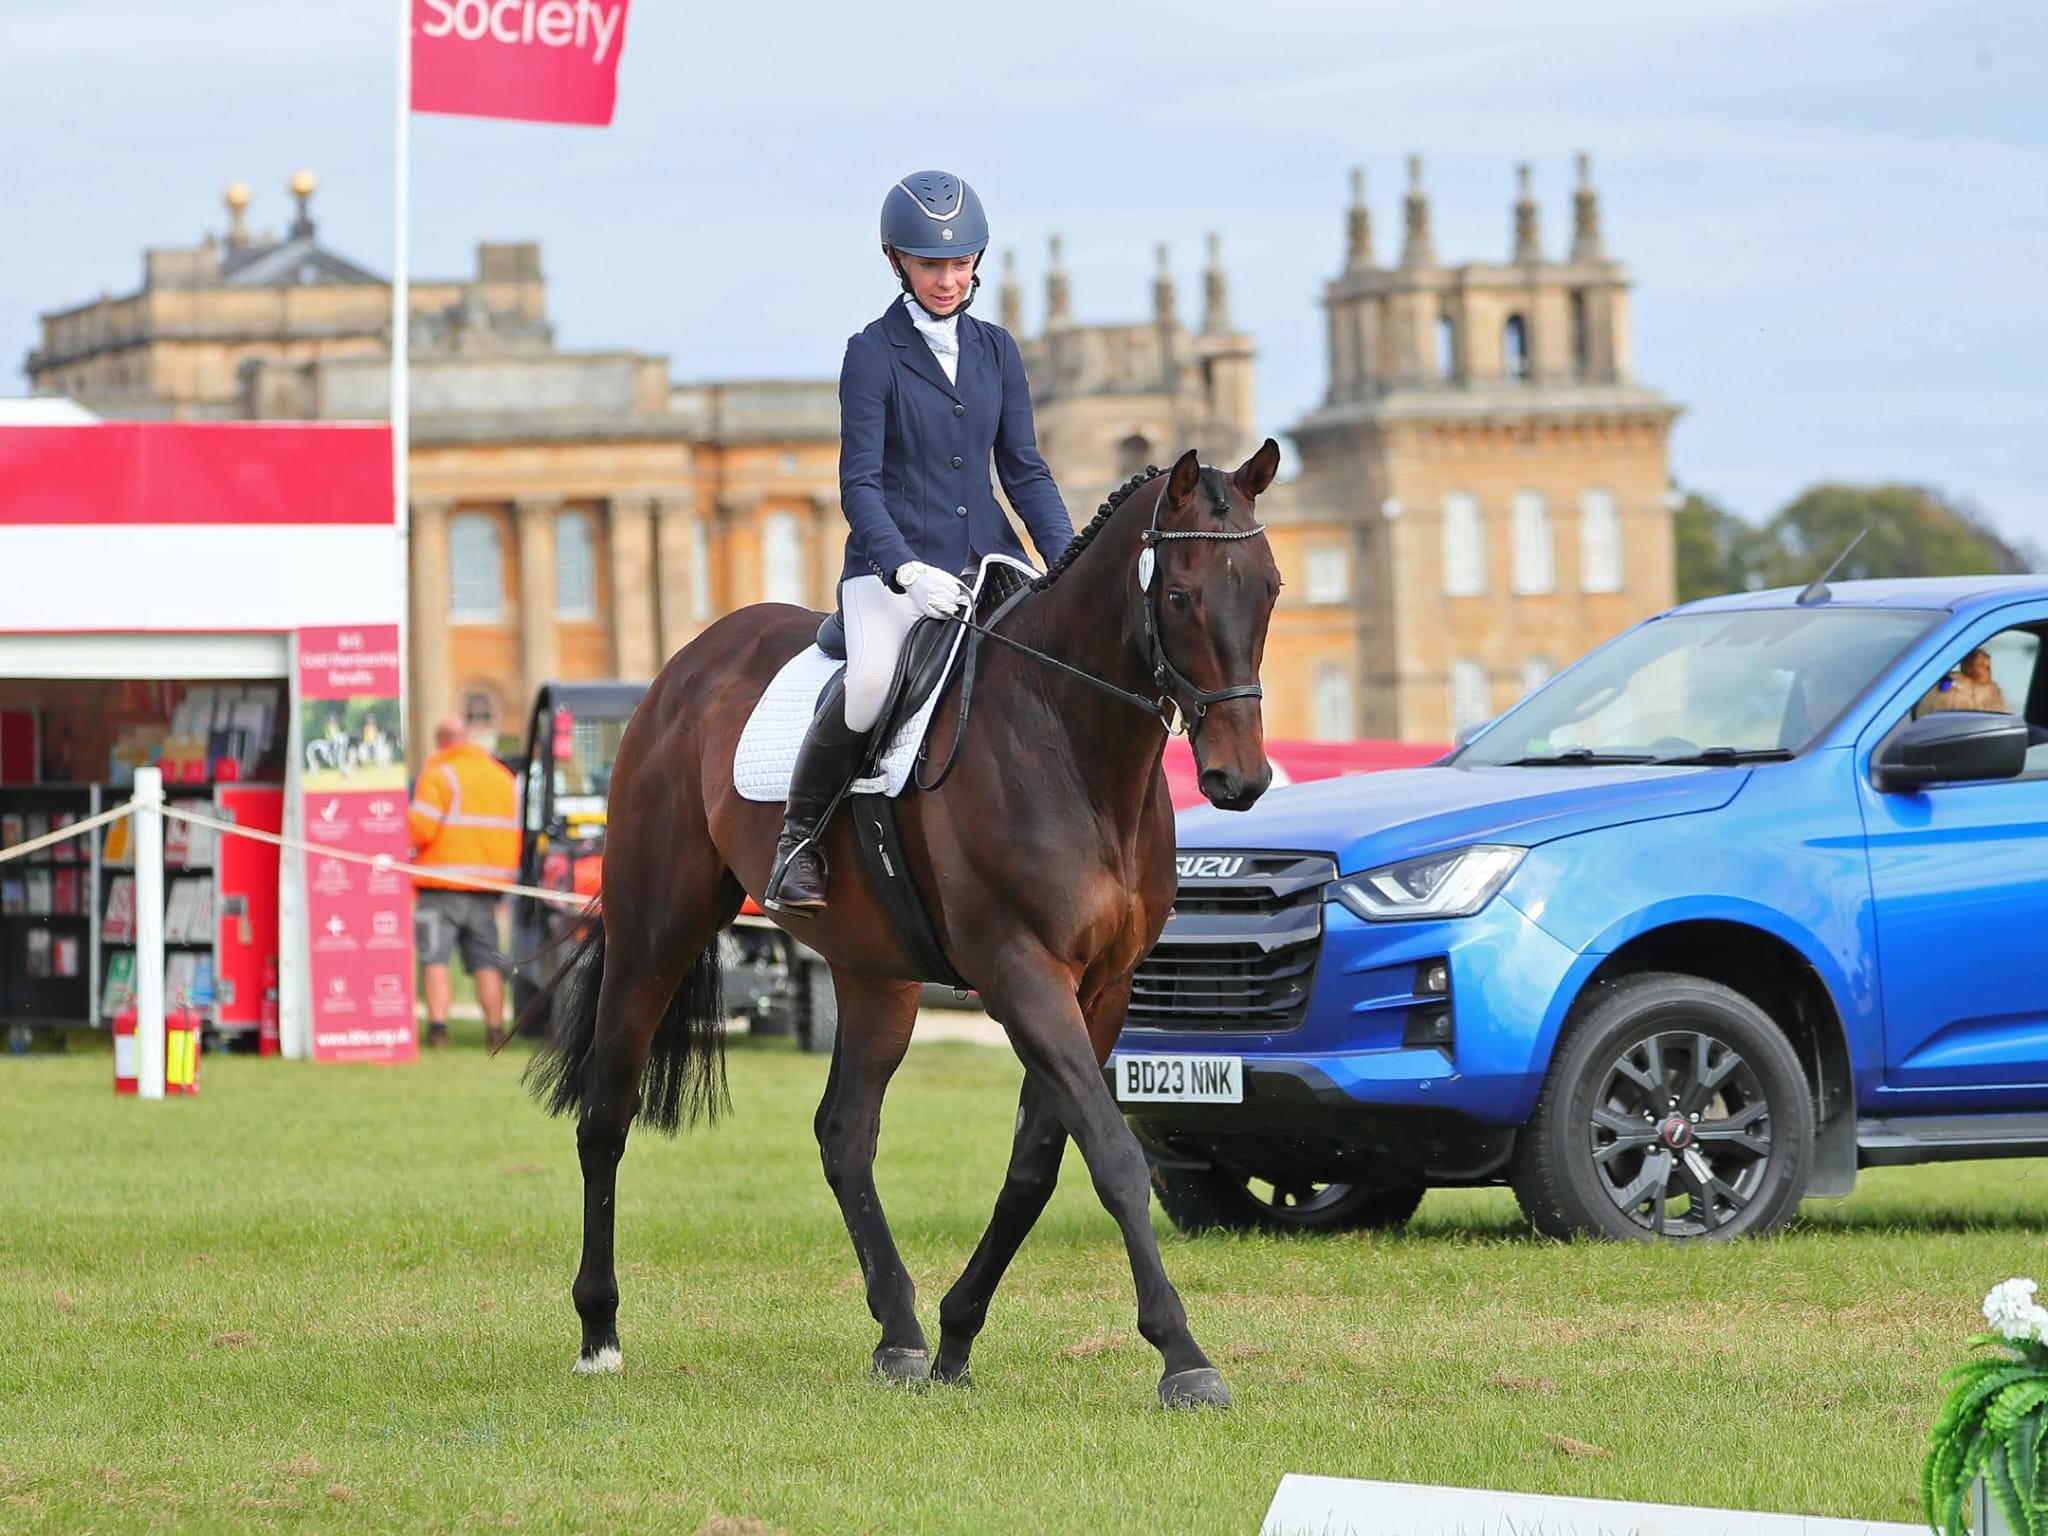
[1198,761,1272,812]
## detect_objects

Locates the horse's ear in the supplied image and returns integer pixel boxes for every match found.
[1167,449,1203,507]
[1233,438,1282,501]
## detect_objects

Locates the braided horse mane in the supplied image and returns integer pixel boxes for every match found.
[1031,461,1237,591]
[1033,467,1163,590]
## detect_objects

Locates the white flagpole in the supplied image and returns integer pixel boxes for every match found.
[393,0,412,728]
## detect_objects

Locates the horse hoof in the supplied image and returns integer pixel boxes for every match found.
[931,1358,972,1388]
[872,1346,930,1386]
[573,1346,622,1375]
[1158,1366,1232,1410]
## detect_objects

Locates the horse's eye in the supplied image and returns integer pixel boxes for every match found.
[1166,590,1190,611]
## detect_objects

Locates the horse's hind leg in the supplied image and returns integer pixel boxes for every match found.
[570,872,740,1373]
[814,971,928,1381]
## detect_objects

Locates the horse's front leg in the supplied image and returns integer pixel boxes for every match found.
[814,972,929,1382]
[978,955,1228,1409]
[935,974,1134,1383]
[933,1071,1065,1384]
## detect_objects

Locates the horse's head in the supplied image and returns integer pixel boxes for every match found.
[1143,440,1283,811]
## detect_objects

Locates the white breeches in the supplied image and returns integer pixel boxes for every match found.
[840,574,924,733]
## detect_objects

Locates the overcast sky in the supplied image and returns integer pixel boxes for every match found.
[4,0,2044,546]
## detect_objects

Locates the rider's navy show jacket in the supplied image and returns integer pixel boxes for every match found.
[836,301,1075,592]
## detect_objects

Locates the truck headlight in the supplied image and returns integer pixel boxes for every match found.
[1330,845,1526,922]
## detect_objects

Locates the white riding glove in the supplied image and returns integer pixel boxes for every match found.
[895,561,970,620]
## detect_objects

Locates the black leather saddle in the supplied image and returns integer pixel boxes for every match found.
[815,611,956,762]
[816,562,1041,756]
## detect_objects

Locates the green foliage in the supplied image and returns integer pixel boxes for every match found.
[1924,1333,2048,1534]
[1671,482,2037,605]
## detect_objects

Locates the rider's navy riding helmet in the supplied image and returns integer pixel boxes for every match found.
[880,171,989,259]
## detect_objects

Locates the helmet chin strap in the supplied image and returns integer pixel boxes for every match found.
[888,251,982,320]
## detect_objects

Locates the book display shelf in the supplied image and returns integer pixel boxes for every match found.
[0,785,102,1027]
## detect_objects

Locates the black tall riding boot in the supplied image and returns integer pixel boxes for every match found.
[763,676,868,916]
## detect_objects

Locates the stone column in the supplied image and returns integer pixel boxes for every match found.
[653,485,700,659]
[515,496,561,703]
[717,491,764,608]
[811,491,843,610]
[408,498,455,761]
[606,494,660,679]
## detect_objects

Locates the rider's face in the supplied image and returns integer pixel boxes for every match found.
[894,254,978,315]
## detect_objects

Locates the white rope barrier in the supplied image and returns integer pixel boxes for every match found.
[0,800,137,864]
[0,796,588,908]
[157,804,590,908]
[0,792,591,909]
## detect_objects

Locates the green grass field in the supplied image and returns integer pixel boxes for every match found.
[4,1026,2044,1534]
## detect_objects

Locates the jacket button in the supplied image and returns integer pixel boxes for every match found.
[951,456,963,468]
[955,505,968,517]
[953,404,965,417]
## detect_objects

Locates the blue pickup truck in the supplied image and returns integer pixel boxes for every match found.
[1112,576,2048,1242]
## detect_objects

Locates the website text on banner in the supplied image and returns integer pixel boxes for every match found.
[297,625,417,1064]
[411,0,632,126]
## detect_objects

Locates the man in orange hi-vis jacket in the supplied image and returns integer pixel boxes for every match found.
[409,715,520,1050]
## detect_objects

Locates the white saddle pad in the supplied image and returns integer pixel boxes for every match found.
[732,554,1037,803]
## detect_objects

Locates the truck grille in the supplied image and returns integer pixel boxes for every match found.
[1126,852,1333,1033]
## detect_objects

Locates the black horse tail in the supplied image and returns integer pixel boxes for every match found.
[520,917,729,1136]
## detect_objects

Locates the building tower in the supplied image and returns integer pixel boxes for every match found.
[1015,238,1257,520]
[1277,155,1680,743]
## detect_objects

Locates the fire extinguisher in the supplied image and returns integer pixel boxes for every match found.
[258,956,280,1058]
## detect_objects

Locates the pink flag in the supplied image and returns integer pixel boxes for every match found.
[411,0,631,126]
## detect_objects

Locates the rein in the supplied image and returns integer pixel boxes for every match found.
[913,476,1267,791]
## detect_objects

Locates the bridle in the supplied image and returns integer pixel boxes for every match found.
[914,474,1267,790]
[1133,485,1268,735]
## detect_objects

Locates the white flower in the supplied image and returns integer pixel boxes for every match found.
[1983,1278,2048,1343]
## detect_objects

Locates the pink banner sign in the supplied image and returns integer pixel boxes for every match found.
[297,626,416,1064]
[412,0,631,126]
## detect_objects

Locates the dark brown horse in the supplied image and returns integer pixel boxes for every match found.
[525,441,1282,1408]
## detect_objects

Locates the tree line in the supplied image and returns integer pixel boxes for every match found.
[1674,484,2039,603]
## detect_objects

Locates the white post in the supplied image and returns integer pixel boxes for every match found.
[393,0,413,726]
[132,767,166,1101]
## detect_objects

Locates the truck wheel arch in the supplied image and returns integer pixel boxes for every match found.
[1573,919,1856,1198]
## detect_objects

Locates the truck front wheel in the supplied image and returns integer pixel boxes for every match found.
[1149,1162,1424,1235]
[1512,972,1813,1242]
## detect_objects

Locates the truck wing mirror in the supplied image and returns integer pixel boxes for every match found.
[1871,710,2028,793]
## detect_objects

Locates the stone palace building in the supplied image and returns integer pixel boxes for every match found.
[25,159,1676,747]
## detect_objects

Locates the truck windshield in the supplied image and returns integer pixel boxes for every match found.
[1455,606,1941,766]
[557,716,630,799]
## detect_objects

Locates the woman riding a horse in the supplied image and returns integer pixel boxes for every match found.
[528,169,1284,1409]
[764,169,1078,914]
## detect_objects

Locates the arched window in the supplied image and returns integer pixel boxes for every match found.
[449,514,503,622]
[1117,434,1152,478]
[1450,660,1491,731]
[1435,313,1456,380]
[555,511,596,620]
[1511,491,1554,595]
[460,682,500,740]
[762,512,804,606]
[1441,492,1486,597]
[1579,488,1623,593]
[1504,314,1529,381]
[1312,666,1353,741]
[1519,656,1553,697]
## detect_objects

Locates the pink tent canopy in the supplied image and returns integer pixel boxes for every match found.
[1162,737,1446,811]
